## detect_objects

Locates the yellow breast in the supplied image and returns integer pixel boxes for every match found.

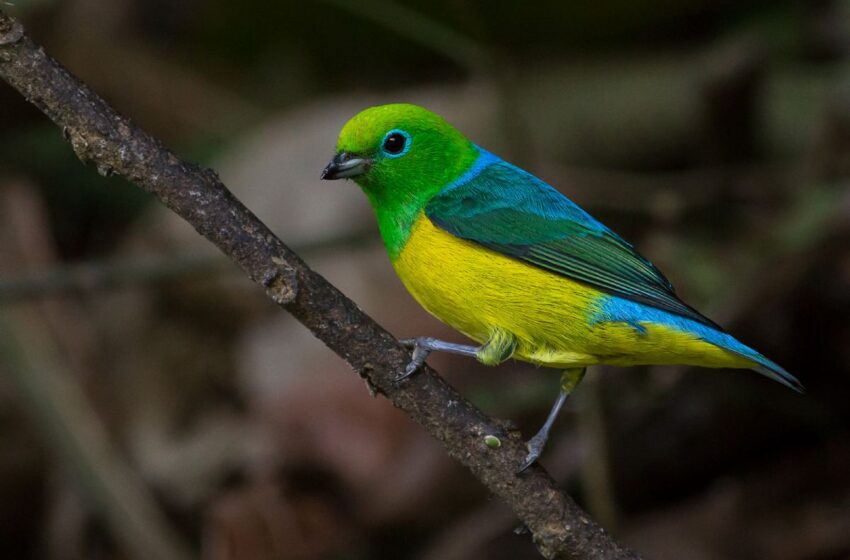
[392,213,751,371]
[392,213,604,367]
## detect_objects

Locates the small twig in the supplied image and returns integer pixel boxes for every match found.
[316,0,488,69]
[317,0,534,164]
[0,10,639,559]
[578,375,619,531]
[0,313,194,560]
[0,228,377,303]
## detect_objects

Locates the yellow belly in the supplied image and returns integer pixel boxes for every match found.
[392,214,750,370]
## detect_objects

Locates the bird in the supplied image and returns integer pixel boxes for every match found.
[321,103,802,471]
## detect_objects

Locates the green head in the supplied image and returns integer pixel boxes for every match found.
[322,104,478,257]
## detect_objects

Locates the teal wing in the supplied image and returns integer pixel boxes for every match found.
[425,151,719,328]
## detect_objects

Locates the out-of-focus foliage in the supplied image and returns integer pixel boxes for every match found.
[1,1,849,559]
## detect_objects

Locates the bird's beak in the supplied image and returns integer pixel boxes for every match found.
[321,152,371,180]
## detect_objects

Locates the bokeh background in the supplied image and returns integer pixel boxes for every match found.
[1,1,849,559]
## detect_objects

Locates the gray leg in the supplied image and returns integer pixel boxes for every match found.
[518,367,586,472]
[397,337,480,381]
[397,330,517,382]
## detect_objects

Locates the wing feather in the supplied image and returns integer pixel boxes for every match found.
[425,153,719,328]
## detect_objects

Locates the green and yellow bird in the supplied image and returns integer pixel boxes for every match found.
[321,103,802,470]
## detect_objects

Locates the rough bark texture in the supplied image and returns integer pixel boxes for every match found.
[0,10,640,560]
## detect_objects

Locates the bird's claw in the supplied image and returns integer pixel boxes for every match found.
[395,338,431,384]
[517,432,547,473]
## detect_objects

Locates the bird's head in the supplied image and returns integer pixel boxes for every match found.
[322,104,478,206]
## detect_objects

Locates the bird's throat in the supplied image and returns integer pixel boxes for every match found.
[367,192,426,261]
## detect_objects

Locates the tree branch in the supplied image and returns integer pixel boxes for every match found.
[0,10,640,560]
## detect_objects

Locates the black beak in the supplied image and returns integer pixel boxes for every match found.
[321,152,371,180]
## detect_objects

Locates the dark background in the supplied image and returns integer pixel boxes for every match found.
[1,1,849,559]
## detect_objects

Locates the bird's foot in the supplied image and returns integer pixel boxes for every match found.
[396,337,483,383]
[517,431,548,473]
[396,337,433,383]
[515,369,585,473]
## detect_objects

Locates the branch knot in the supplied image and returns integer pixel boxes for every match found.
[263,257,298,305]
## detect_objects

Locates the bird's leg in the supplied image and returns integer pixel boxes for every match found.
[397,329,516,382]
[518,367,586,473]
[397,337,479,381]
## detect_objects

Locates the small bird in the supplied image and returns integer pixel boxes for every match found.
[321,103,802,470]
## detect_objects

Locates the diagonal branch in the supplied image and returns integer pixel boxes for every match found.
[0,10,640,560]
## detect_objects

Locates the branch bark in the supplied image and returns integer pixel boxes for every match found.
[0,10,640,560]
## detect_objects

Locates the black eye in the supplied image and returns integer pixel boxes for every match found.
[383,132,406,155]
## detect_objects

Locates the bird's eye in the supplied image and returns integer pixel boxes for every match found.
[383,133,405,154]
[381,130,410,157]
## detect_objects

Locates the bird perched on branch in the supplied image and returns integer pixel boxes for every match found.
[322,103,802,471]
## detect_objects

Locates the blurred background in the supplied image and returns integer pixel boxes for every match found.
[1,1,849,559]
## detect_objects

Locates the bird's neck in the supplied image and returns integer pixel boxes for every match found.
[367,190,429,260]
[365,145,484,260]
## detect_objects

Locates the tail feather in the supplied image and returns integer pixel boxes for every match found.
[592,295,803,391]
[727,348,804,393]
[751,359,804,393]
[675,315,804,393]
[676,313,804,393]
[673,317,804,393]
